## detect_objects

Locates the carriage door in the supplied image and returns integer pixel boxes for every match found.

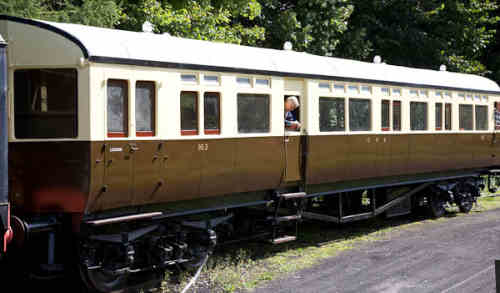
[283,89,303,183]
[102,79,134,209]
[132,81,164,206]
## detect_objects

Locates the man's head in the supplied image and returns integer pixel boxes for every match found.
[285,96,300,112]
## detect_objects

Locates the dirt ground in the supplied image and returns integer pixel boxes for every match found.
[253,209,500,293]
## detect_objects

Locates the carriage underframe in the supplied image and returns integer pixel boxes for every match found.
[1,171,495,292]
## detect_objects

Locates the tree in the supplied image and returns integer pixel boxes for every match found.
[482,5,500,83]
[335,0,499,75]
[117,0,265,45]
[258,0,353,55]
[0,0,122,28]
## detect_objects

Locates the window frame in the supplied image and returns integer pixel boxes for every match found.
[410,101,428,131]
[135,80,156,137]
[393,100,402,131]
[381,99,390,131]
[13,68,79,139]
[459,104,474,131]
[319,96,346,132]
[181,73,198,83]
[180,91,199,136]
[203,92,221,135]
[236,76,252,87]
[107,79,129,138]
[475,105,488,131]
[203,74,220,85]
[348,98,372,132]
[435,102,443,131]
[445,103,452,130]
[495,102,500,130]
[237,93,271,134]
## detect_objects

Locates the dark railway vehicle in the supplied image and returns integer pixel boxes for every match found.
[1,15,500,292]
[0,32,9,258]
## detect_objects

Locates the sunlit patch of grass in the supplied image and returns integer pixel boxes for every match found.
[163,196,500,292]
[476,195,500,210]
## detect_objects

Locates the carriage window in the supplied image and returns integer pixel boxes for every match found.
[349,98,371,131]
[410,102,427,130]
[204,92,220,134]
[361,85,371,94]
[14,69,77,138]
[445,103,452,130]
[107,79,128,137]
[495,102,500,130]
[435,103,443,130]
[256,78,270,87]
[334,84,345,92]
[237,77,251,87]
[381,100,390,131]
[135,81,155,136]
[180,91,198,135]
[393,101,401,131]
[348,85,359,94]
[237,94,269,133]
[319,97,345,132]
[318,82,330,90]
[181,74,197,83]
[204,75,219,84]
[475,105,488,130]
[459,104,473,130]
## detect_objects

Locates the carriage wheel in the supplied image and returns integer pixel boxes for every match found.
[428,196,446,218]
[79,266,127,293]
[458,198,473,213]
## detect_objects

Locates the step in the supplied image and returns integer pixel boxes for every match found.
[280,192,307,200]
[302,211,340,223]
[275,214,301,222]
[269,235,297,245]
[268,214,302,223]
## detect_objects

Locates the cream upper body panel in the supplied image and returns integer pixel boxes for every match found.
[2,15,500,142]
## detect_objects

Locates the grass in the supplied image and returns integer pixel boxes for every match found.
[161,196,500,293]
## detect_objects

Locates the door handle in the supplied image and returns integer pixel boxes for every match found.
[129,145,140,153]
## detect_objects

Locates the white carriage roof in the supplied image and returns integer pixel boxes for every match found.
[2,15,500,94]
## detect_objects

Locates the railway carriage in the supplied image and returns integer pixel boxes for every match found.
[1,15,500,292]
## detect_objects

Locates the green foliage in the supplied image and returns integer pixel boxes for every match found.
[117,0,264,45]
[336,0,499,76]
[0,0,123,28]
[258,0,353,55]
[1,0,500,83]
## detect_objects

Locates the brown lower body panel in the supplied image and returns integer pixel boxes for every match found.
[10,133,500,216]
[9,141,90,213]
[306,133,498,185]
[86,137,283,213]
